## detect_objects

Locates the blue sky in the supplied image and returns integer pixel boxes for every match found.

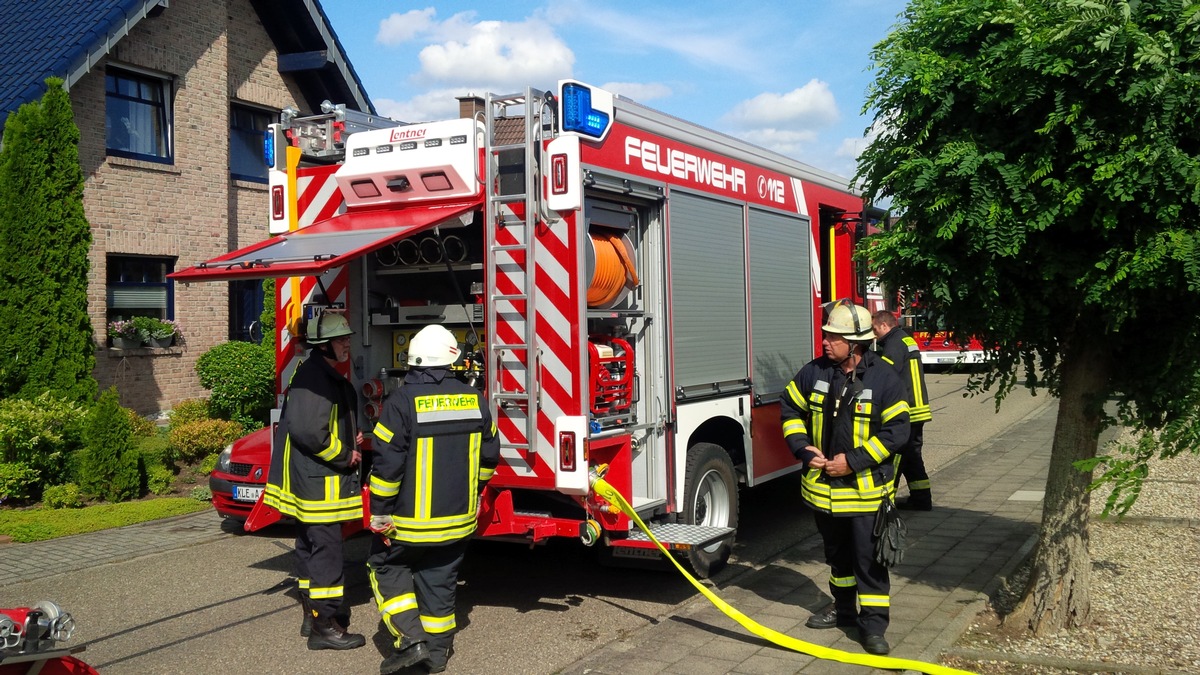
[319,1,906,179]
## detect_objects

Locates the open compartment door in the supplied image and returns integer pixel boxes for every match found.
[169,199,481,282]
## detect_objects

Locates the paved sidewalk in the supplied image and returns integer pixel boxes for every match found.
[0,500,233,587]
[561,400,1057,675]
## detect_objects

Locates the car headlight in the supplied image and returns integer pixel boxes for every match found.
[216,445,233,473]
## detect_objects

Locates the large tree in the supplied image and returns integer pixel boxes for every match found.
[857,0,1200,635]
[0,77,96,404]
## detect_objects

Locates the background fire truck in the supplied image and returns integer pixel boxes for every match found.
[183,81,878,576]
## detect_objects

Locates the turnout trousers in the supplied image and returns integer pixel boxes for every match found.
[367,537,468,661]
[894,422,931,502]
[813,510,890,636]
[295,522,347,619]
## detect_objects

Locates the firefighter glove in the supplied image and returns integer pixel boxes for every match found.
[370,515,395,535]
[873,498,907,568]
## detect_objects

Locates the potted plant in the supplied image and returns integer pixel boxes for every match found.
[108,319,142,349]
[149,318,180,348]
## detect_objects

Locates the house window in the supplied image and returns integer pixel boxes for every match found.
[105,67,172,163]
[229,279,265,343]
[231,104,275,183]
[107,255,174,323]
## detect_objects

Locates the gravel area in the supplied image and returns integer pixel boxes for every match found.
[945,446,1200,674]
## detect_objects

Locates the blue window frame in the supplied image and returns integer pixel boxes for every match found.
[107,255,175,323]
[106,67,172,163]
[230,104,274,183]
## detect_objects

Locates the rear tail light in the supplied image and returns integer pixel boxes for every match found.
[560,431,576,472]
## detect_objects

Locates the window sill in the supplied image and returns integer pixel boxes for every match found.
[106,155,182,175]
[105,345,183,357]
[232,178,269,191]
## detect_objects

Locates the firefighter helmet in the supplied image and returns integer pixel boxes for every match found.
[408,324,461,367]
[306,312,354,344]
[822,301,874,342]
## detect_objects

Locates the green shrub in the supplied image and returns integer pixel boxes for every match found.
[169,398,211,430]
[169,419,243,463]
[146,466,175,496]
[125,407,158,438]
[195,341,273,430]
[190,485,212,501]
[199,452,220,475]
[78,387,140,503]
[0,462,39,502]
[0,498,209,542]
[0,392,86,488]
[130,316,158,344]
[135,433,175,472]
[42,483,83,509]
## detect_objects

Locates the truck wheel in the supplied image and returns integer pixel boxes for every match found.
[682,442,738,578]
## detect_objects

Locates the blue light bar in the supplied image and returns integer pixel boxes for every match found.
[264,128,276,169]
[560,83,610,139]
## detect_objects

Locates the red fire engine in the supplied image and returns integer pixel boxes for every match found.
[181,81,876,576]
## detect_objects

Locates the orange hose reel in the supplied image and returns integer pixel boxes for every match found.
[587,231,639,308]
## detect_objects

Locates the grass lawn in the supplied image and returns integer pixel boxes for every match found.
[0,498,210,543]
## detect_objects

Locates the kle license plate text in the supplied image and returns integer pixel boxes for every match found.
[233,485,264,502]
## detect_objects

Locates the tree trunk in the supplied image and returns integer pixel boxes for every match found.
[1007,335,1111,635]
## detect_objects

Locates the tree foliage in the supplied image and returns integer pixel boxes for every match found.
[857,0,1200,632]
[78,387,140,503]
[0,78,96,404]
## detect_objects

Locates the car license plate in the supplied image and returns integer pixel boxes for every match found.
[936,356,956,364]
[233,485,264,503]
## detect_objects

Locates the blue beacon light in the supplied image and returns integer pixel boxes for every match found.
[560,83,610,139]
[263,128,276,169]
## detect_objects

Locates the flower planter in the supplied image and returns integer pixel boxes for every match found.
[149,336,175,348]
[113,337,142,350]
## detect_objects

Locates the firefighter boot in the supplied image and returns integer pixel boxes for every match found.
[299,595,313,638]
[427,639,455,673]
[380,636,431,674]
[897,489,932,511]
[307,616,366,651]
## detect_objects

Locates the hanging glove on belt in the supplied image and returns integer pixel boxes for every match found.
[873,496,907,568]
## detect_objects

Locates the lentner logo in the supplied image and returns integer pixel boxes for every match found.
[389,127,428,142]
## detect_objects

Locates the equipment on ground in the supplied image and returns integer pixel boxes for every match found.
[0,602,98,675]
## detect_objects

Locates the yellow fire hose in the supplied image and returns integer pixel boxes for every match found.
[589,474,976,675]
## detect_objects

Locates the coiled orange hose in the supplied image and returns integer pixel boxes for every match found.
[587,232,639,307]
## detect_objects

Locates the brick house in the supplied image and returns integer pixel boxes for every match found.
[0,0,376,415]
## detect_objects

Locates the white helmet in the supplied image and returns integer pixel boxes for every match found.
[822,301,874,342]
[408,324,461,367]
[306,311,354,344]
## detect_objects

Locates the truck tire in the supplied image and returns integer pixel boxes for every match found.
[681,442,738,578]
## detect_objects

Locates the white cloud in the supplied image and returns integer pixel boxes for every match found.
[601,81,672,102]
[373,89,468,124]
[416,18,574,90]
[723,80,839,130]
[376,8,437,46]
[734,128,819,157]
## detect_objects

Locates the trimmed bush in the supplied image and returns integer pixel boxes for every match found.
[169,419,243,463]
[169,398,211,430]
[42,483,83,509]
[135,433,175,472]
[146,466,175,496]
[195,341,273,430]
[78,387,140,503]
[126,407,158,438]
[0,392,86,489]
[199,452,220,476]
[0,462,39,502]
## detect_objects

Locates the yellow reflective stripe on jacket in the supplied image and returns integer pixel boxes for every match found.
[414,394,484,422]
[308,585,344,600]
[315,405,343,461]
[785,381,809,412]
[420,613,456,634]
[262,484,362,522]
[782,417,807,439]
[374,421,395,444]
[386,519,478,544]
[479,466,495,481]
[415,437,432,519]
[831,574,855,588]
[881,400,909,423]
[468,431,481,510]
[370,473,400,498]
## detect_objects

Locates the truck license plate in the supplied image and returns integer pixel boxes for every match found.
[233,485,264,503]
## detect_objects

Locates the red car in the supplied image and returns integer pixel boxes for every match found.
[209,427,272,521]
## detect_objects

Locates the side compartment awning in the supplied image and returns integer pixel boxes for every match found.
[169,199,480,282]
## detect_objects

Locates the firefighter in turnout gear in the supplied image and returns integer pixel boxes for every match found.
[368,324,500,674]
[872,310,934,510]
[262,310,366,651]
[780,301,910,656]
